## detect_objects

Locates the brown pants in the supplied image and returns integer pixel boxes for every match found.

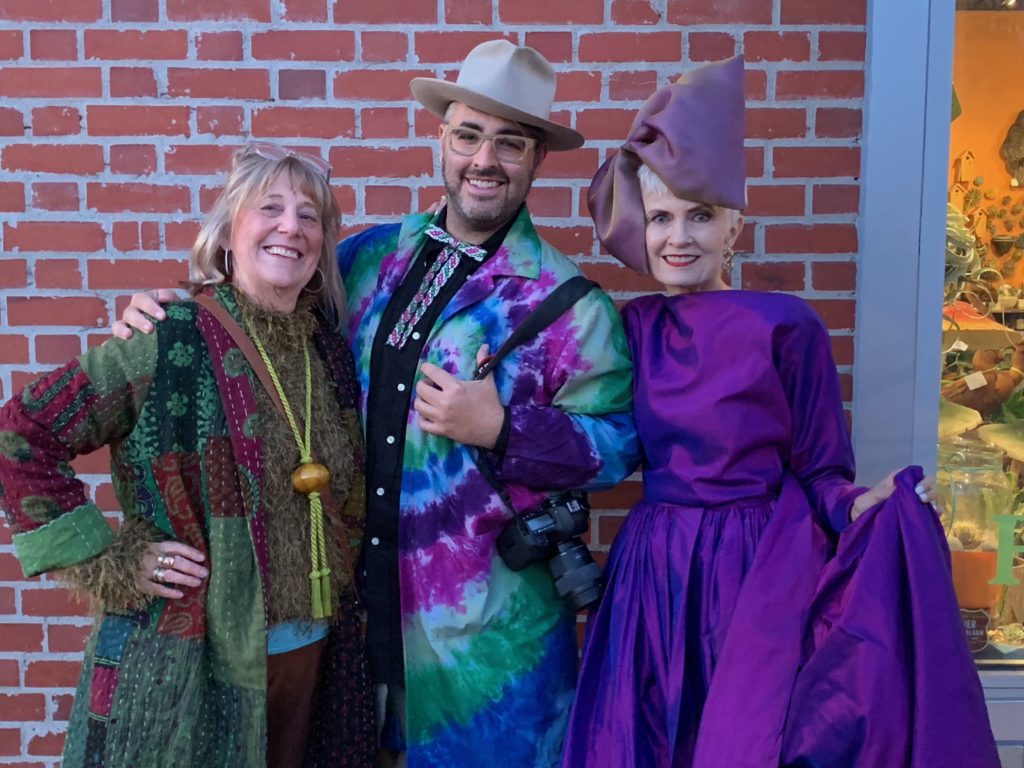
[267,639,324,768]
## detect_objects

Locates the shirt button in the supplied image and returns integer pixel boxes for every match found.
[386,435,396,445]
[376,487,385,496]
[411,331,421,341]
[397,383,406,392]
[370,537,380,546]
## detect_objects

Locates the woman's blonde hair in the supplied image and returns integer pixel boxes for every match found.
[637,163,742,230]
[190,146,346,326]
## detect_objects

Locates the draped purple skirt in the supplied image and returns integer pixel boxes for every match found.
[563,469,997,768]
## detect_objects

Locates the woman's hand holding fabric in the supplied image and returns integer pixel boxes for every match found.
[135,541,208,600]
[850,472,936,522]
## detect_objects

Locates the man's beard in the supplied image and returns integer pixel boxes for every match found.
[442,166,524,237]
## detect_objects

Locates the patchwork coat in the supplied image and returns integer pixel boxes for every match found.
[0,287,375,768]
[339,207,638,767]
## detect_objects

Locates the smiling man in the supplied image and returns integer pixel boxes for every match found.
[338,40,637,767]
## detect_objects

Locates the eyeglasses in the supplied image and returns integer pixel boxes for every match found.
[241,141,332,181]
[444,125,538,164]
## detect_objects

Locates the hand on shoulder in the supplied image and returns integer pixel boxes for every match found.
[111,289,182,339]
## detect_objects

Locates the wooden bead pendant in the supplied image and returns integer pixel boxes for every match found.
[292,462,330,494]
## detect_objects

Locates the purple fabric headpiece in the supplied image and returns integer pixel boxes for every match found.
[588,56,747,273]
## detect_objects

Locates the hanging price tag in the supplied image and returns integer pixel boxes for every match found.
[951,339,969,352]
[965,371,988,390]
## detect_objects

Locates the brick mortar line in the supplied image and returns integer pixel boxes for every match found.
[0,22,869,33]
[0,209,862,221]
[0,94,866,106]
[0,56,870,67]
[0,63,868,77]
[0,54,866,74]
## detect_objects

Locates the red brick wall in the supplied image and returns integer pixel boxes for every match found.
[0,0,865,761]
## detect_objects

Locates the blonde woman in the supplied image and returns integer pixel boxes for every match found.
[0,143,375,767]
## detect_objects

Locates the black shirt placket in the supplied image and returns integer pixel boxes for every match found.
[361,213,514,685]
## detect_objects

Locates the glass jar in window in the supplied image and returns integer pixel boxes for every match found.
[937,436,1016,656]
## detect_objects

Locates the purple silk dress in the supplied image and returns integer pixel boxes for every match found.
[563,291,997,768]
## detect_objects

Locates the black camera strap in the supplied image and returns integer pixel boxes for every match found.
[473,275,599,381]
[472,274,600,509]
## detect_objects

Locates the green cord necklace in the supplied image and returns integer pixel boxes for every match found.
[247,327,333,620]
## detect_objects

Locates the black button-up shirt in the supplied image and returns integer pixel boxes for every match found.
[362,209,516,684]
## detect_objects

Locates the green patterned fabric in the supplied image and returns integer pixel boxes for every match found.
[0,287,374,767]
[14,503,115,576]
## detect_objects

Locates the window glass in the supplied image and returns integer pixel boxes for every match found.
[941,4,1024,666]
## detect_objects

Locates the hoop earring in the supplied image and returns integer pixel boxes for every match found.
[223,249,233,278]
[303,266,325,294]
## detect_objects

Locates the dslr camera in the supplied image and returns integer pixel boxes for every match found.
[496,491,604,611]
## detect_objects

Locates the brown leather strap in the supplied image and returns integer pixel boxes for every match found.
[194,292,287,420]
[194,291,356,587]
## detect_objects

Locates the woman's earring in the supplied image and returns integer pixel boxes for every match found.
[223,249,233,277]
[722,246,735,273]
[303,266,325,293]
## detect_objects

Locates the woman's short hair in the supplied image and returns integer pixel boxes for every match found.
[190,145,346,325]
[637,163,742,230]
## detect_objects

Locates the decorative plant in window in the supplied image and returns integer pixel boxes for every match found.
[946,195,1001,307]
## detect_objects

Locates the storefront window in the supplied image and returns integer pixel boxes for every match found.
[941,1,1024,666]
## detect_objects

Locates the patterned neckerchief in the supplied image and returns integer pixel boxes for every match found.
[386,226,487,349]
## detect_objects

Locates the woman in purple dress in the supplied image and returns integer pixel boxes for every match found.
[563,57,997,768]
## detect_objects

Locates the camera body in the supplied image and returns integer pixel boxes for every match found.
[496,491,604,611]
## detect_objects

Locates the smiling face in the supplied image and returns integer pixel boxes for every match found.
[440,103,547,244]
[642,187,743,295]
[228,169,324,312]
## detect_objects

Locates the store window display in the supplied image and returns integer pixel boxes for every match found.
[941,4,1024,665]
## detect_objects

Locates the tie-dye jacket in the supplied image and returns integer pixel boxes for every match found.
[338,207,638,767]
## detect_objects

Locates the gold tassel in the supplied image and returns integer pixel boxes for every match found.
[318,568,332,619]
[310,568,325,619]
[309,492,332,619]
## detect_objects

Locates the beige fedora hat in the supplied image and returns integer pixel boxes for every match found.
[410,39,584,152]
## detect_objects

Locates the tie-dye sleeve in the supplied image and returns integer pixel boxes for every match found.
[488,288,639,491]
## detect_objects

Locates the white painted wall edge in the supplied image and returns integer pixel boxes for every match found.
[854,0,953,483]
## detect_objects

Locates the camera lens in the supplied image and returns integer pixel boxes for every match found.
[549,539,604,611]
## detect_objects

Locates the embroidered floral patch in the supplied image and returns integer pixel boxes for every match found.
[165,304,193,322]
[223,347,247,378]
[166,393,189,417]
[0,432,31,462]
[168,342,194,368]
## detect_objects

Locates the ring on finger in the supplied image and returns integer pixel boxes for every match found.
[152,567,166,582]
[156,554,175,569]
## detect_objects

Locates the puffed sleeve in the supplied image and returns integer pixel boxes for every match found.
[774,299,866,533]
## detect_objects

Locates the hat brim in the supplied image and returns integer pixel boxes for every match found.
[410,78,584,152]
